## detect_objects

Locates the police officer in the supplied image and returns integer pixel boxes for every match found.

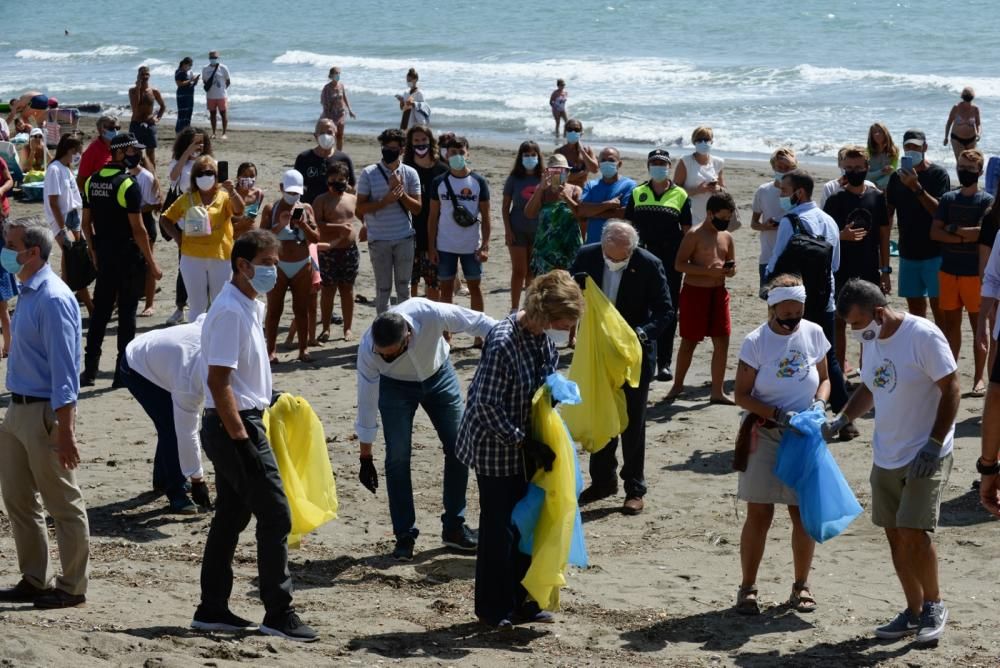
[80,133,162,387]
[625,148,692,381]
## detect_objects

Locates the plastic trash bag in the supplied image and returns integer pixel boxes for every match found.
[264,394,339,548]
[511,373,589,611]
[773,407,862,543]
[561,276,642,453]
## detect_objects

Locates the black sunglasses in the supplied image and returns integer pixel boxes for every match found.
[196,171,216,177]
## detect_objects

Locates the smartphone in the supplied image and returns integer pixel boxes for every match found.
[218,160,229,182]
[900,156,913,172]
[291,207,303,222]
[723,260,736,269]
[546,167,562,185]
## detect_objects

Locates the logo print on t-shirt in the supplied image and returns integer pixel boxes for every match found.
[520,184,538,201]
[776,350,809,380]
[872,358,897,392]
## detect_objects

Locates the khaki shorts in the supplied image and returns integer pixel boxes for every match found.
[870,453,953,531]
[737,425,798,506]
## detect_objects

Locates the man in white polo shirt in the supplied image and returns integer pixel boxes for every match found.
[191,230,317,643]
[825,278,959,645]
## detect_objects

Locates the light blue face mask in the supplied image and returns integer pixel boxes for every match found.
[695,141,711,155]
[449,154,467,171]
[0,248,24,275]
[599,161,618,178]
[649,165,670,181]
[102,129,118,142]
[249,264,277,294]
[779,196,794,212]
[522,155,539,170]
[904,150,923,165]
[565,131,581,144]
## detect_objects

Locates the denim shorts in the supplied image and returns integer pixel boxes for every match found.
[437,250,482,281]
[898,256,941,299]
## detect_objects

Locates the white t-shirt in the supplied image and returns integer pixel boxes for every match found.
[751,180,783,264]
[201,282,271,411]
[680,153,724,223]
[860,315,957,469]
[819,177,877,209]
[739,320,830,413]
[43,160,82,233]
[202,63,230,100]
[168,158,195,192]
[133,167,158,207]
[430,171,490,254]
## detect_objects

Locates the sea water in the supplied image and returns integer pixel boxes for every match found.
[1,0,995,165]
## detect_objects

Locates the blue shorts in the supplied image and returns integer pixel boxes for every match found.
[437,250,482,281]
[898,256,942,299]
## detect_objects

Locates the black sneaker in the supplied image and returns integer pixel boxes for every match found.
[442,524,478,552]
[260,610,318,643]
[80,371,96,387]
[656,366,673,382]
[331,313,344,325]
[392,535,415,561]
[191,606,259,632]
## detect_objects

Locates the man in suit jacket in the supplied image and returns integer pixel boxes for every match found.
[570,220,673,515]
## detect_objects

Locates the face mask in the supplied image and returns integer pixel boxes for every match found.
[0,248,23,275]
[407,80,416,89]
[71,153,82,168]
[904,150,923,165]
[773,171,786,182]
[599,161,618,178]
[851,316,882,343]
[317,134,335,150]
[124,152,142,169]
[195,174,216,191]
[565,131,581,144]
[957,169,980,187]
[283,192,300,205]
[544,328,570,347]
[522,155,539,170]
[604,256,629,272]
[775,316,802,332]
[237,177,255,189]
[649,165,669,181]
[779,196,794,211]
[695,141,711,155]
[448,154,467,170]
[247,263,277,294]
[711,216,731,232]
[328,181,348,193]
[413,144,430,157]
[845,171,867,187]
[210,58,219,65]
[102,129,117,142]
[381,147,401,164]
[332,74,341,82]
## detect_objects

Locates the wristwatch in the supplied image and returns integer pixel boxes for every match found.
[976,457,1000,475]
[880,266,892,274]
[635,327,648,344]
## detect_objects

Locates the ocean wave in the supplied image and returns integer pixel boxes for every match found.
[15,45,140,62]
[797,65,1000,98]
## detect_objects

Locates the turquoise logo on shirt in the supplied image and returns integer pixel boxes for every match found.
[872,359,897,392]
[776,350,809,381]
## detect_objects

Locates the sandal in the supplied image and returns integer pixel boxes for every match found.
[317,331,330,344]
[789,581,817,613]
[736,584,760,615]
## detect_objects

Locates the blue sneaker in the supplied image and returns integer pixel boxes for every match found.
[915,601,948,644]
[874,609,919,639]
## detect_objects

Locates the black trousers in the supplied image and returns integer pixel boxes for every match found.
[474,473,531,625]
[589,375,651,498]
[199,410,293,617]
[645,243,681,370]
[85,247,145,372]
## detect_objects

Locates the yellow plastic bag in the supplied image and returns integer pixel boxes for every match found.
[561,276,642,453]
[264,394,338,548]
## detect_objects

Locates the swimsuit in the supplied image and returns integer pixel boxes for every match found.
[270,202,312,278]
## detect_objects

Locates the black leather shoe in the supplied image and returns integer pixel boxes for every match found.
[578,483,618,505]
[656,366,673,382]
[0,579,51,602]
[33,588,86,609]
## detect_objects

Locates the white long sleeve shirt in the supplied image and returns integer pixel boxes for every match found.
[355,298,497,443]
[124,315,207,479]
[981,239,1000,338]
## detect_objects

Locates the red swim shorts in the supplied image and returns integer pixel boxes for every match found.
[679,283,731,342]
[206,98,228,112]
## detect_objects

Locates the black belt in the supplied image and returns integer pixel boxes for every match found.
[9,393,48,405]
[204,407,263,418]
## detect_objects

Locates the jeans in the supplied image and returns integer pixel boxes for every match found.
[588,377,651,498]
[475,473,531,625]
[378,361,468,539]
[814,309,848,413]
[199,410,293,617]
[85,246,146,376]
[119,356,186,503]
[369,237,414,314]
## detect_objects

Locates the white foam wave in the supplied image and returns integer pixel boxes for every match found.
[797,65,1000,98]
[15,45,140,61]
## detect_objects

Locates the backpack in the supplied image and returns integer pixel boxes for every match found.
[770,213,833,321]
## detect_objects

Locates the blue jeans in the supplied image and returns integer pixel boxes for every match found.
[378,361,468,539]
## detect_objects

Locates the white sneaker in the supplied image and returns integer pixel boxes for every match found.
[166,308,186,326]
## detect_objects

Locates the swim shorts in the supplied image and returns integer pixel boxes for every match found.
[679,283,731,342]
[318,244,360,286]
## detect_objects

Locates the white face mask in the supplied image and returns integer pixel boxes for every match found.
[851,316,882,343]
[195,175,216,191]
[604,256,629,273]
[283,192,301,206]
[317,134,335,150]
[545,328,570,347]
[70,153,82,168]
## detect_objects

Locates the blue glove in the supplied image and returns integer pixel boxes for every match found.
[908,438,944,479]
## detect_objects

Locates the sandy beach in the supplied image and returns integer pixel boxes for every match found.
[0,123,997,667]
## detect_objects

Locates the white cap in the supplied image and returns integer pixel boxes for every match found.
[29,127,44,137]
[281,169,304,194]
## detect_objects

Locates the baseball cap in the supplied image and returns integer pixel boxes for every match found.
[109,132,145,151]
[647,148,672,163]
[29,127,43,137]
[47,97,59,108]
[281,169,305,194]
[547,154,570,169]
[902,129,927,147]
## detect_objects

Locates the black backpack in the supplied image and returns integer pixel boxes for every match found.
[770,213,833,321]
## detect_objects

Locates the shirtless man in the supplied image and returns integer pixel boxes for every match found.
[667,192,737,404]
[128,67,167,167]
[312,162,360,340]
[6,91,47,127]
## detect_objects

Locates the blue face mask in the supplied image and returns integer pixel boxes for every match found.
[904,150,923,165]
[102,129,118,142]
[599,161,618,178]
[649,165,670,181]
[448,154,467,171]
[248,264,277,294]
[779,196,794,212]
[0,248,24,275]
[565,131,581,144]
[521,155,539,170]
[210,57,219,65]
[695,141,712,155]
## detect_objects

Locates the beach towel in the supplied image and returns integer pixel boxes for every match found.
[773,407,863,543]
[264,394,339,548]
[511,373,589,611]
[561,275,642,453]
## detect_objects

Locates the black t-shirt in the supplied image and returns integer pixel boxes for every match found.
[82,165,141,249]
[824,186,889,285]
[294,148,356,204]
[978,208,999,248]
[407,158,449,250]
[935,189,994,276]
[624,182,692,261]
[885,163,951,260]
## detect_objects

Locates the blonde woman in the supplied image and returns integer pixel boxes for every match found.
[675,126,725,223]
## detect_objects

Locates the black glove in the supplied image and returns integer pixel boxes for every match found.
[359,455,379,494]
[235,437,264,474]
[523,437,556,472]
[573,272,588,291]
[191,479,213,510]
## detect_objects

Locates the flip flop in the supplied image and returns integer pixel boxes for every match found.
[710,396,736,406]
[354,295,370,304]
[316,331,330,344]
[139,306,155,317]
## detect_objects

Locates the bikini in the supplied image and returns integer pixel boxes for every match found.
[951,112,978,146]
[270,202,314,278]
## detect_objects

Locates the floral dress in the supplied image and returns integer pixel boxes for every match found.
[530,199,581,276]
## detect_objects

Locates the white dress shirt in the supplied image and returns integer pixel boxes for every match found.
[201,282,271,411]
[602,264,625,304]
[355,298,497,443]
[125,315,207,478]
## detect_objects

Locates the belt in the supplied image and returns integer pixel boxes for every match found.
[204,407,263,418]
[9,393,48,405]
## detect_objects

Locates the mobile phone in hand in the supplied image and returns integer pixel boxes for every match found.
[291,207,304,222]
[900,156,913,172]
[218,160,229,182]
[723,260,736,269]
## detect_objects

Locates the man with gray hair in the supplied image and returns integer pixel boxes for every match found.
[76,114,119,191]
[0,217,89,609]
[576,147,636,244]
[570,219,672,514]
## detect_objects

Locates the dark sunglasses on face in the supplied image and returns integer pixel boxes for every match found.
[196,171,216,177]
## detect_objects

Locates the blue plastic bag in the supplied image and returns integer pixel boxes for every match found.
[773,407,863,543]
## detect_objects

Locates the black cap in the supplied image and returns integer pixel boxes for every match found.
[109,132,145,152]
[647,148,672,163]
[902,129,926,146]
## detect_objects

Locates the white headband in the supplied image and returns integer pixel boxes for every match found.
[767,285,807,305]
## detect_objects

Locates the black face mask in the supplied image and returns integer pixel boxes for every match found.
[381,147,401,164]
[711,217,731,232]
[844,170,867,187]
[328,181,348,193]
[957,169,980,187]
[123,152,141,169]
[775,316,802,332]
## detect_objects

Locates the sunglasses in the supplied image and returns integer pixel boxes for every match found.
[196,171,216,177]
